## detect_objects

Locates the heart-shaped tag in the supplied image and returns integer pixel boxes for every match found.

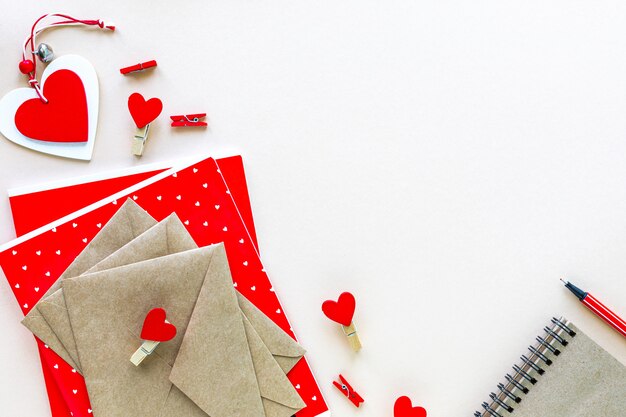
[322,292,356,326]
[141,308,177,342]
[15,69,88,142]
[0,55,98,160]
[128,93,162,128]
[394,396,427,417]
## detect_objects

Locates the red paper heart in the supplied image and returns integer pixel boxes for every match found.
[140,308,177,342]
[394,396,427,417]
[14,69,88,143]
[322,292,356,326]
[128,92,163,128]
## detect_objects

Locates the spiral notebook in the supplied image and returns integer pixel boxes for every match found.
[475,317,626,417]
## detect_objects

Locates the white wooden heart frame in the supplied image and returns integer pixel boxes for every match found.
[0,54,99,161]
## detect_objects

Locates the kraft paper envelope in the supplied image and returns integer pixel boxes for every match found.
[36,211,305,376]
[63,245,305,417]
[22,199,157,371]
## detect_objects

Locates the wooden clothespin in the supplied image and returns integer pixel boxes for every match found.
[333,374,364,407]
[130,308,176,366]
[170,113,207,127]
[131,124,150,156]
[130,339,160,365]
[127,93,163,156]
[322,292,362,351]
[120,60,157,75]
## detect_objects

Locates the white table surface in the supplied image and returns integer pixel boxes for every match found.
[0,2,625,416]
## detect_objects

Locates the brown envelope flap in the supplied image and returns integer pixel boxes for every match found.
[242,314,305,411]
[85,213,196,275]
[36,289,82,371]
[238,293,306,371]
[263,398,305,417]
[60,198,157,282]
[21,310,79,371]
[169,244,265,417]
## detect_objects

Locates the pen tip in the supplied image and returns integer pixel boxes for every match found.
[559,278,567,284]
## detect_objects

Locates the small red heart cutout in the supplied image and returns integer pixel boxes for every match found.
[141,308,177,342]
[14,69,88,142]
[128,92,162,128]
[322,292,356,326]
[394,396,427,417]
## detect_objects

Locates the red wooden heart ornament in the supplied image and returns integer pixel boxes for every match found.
[140,308,177,342]
[322,292,356,326]
[394,396,427,417]
[128,92,163,128]
[14,69,88,143]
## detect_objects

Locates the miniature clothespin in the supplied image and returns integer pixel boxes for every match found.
[130,308,176,366]
[333,374,364,407]
[120,60,157,75]
[322,292,362,351]
[170,113,207,127]
[127,92,163,156]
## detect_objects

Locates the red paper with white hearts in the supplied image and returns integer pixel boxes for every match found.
[9,155,258,248]
[0,157,327,417]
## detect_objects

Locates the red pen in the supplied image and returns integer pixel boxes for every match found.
[561,279,626,338]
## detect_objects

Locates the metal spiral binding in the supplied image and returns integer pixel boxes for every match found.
[496,383,521,403]
[520,355,544,375]
[473,317,575,416]
[528,345,552,365]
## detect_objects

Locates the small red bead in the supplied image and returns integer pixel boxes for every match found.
[19,59,35,74]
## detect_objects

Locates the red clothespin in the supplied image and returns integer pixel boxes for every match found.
[170,113,207,127]
[120,60,157,75]
[333,374,364,408]
[322,292,362,351]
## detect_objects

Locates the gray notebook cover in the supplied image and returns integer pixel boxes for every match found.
[476,318,626,417]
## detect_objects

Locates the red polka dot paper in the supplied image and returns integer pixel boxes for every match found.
[0,157,328,417]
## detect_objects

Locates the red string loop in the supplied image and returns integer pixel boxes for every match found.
[21,13,115,102]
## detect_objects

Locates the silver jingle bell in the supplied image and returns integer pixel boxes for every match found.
[34,43,54,63]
